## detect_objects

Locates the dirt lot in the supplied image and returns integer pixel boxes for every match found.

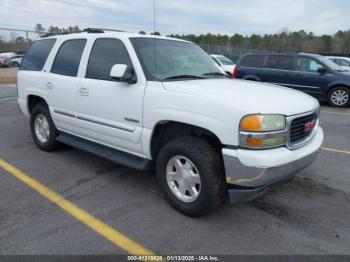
[0,67,18,84]
[0,84,350,258]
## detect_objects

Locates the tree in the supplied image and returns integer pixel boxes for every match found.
[34,23,46,35]
[139,31,146,35]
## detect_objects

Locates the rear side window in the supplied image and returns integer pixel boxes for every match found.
[21,39,56,71]
[86,38,133,81]
[266,55,294,70]
[240,55,265,68]
[51,39,87,77]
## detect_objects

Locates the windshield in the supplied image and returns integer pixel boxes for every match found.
[317,55,344,71]
[217,56,234,65]
[130,38,225,81]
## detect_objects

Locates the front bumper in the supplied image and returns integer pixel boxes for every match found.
[223,127,324,203]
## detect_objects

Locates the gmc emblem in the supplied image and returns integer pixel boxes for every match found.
[304,120,316,132]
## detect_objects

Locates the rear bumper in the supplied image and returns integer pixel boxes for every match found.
[223,127,323,203]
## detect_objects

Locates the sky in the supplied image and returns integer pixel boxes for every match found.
[0,0,349,36]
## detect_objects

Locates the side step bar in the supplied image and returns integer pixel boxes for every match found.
[57,132,153,171]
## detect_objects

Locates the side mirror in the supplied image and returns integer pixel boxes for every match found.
[110,64,137,84]
[317,67,327,75]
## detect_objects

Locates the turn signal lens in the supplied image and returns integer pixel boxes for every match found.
[246,137,286,148]
[240,115,261,131]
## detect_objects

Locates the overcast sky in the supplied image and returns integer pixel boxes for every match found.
[1,0,349,36]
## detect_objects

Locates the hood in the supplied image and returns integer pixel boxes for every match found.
[163,78,319,116]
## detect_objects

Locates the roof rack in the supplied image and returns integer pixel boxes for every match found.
[83,28,127,33]
[41,32,69,38]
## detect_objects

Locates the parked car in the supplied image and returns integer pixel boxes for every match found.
[11,54,24,67]
[0,52,18,67]
[234,53,350,107]
[326,56,350,70]
[210,54,235,76]
[17,29,323,216]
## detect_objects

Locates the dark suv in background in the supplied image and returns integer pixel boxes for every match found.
[233,53,350,107]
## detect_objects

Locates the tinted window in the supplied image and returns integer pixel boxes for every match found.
[217,56,234,65]
[296,57,323,73]
[51,39,86,77]
[240,55,265,68]
[21,39,56,71]
[86,38,133,80]
[337,59,350,66]
[266,55,293,70]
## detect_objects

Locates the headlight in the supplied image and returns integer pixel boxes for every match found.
[239,114,287,149]
[240,114,286,132]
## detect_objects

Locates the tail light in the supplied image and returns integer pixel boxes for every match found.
[232,67,238,78]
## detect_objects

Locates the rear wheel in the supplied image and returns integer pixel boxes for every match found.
[156,137,226,217]
[30,103,59,151]
[328,86,350,107]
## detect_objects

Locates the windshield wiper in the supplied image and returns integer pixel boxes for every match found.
[163,75,205,80]
[202,72,229,78]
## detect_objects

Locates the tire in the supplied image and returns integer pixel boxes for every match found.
[30,103,58,151]
[328,86,350,107]
[13,62,19,67]
[156,137,226,217]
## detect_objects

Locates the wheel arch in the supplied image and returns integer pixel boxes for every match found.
[27,95,48,113]
[326,83,350,95]
[243,75,260,81]
[150,120,223,160]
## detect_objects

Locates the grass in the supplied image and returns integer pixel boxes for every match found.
[0,75,16,84]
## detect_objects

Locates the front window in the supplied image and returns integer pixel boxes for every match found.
[296,57,324,73]
[130,38,225,81]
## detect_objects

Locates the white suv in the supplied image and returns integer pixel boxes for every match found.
[17,29,324,216]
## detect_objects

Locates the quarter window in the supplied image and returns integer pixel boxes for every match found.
[296,57,323,73]
[266,55,293,70]
[51,39,86,77]
[240,55,265,68]
[86,38,133,81]
[21,39,56,71]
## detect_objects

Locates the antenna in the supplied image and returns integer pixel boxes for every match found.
[153,0,156,35]
[153,0,157,79]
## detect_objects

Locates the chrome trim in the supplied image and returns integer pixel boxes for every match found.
[77,116,135,133]
[238,108,320,150]
[54,109,76,118]
[286,108,320,149]
[239,129,287,149]
[124,117,140,124]
[267,82,320,89]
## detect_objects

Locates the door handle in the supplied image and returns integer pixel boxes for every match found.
[79,87,89,96]
[45,82,53,90]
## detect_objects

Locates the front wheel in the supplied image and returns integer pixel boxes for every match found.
[328,86,350,107]
[156,137,226,217]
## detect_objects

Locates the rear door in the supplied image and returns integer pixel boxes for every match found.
[237,54,266,80]
[46,38,87,134]
[289,56,330,98]
[263,54,295,87]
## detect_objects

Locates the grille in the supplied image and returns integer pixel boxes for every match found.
[289,111,318,145]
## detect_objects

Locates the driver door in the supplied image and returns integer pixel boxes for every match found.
[77,37,146,154]
[289,56,330,99]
